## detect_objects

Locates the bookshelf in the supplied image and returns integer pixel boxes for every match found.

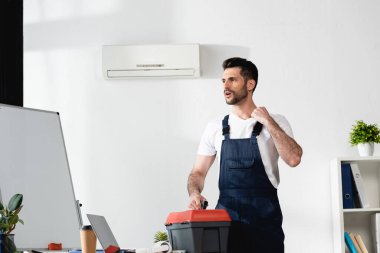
[331,156,380,252]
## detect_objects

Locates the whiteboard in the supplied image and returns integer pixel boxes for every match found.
[0,104,81,249]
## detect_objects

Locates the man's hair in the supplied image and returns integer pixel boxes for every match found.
[222,57,259,92]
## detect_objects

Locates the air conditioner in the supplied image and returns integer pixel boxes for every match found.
[102,44,200,79]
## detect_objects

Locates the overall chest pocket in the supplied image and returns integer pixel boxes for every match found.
[225,159,255,170]
[223,159,258,188]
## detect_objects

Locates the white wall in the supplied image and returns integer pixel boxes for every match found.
[23,0,380,251]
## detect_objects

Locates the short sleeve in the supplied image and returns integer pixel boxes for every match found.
[197,122,220,156]
[272,114,294,138]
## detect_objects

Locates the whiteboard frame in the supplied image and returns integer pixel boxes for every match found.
[0,103,82,249]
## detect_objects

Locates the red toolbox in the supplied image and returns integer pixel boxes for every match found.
[165,210,231,253]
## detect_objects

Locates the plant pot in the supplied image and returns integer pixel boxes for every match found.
[357,142,374,156]
[0,234,16,253]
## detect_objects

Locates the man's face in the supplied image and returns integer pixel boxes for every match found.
[222,67,249,105]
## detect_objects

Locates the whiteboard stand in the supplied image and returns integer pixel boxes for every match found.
[76,200,83,228]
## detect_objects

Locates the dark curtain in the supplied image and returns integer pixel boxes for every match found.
[0,0,23,106]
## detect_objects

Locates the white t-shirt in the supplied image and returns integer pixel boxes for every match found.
[197,113,294,188]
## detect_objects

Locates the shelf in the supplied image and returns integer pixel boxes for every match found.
[331,157,380,253]
[343,208,380,214]
[337,156,380,161]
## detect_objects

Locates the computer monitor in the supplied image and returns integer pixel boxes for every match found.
[87,214,119,250]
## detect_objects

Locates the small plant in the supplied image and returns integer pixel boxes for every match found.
[0,193,24,235]
[350,120,380,146]
[153,231,168,243]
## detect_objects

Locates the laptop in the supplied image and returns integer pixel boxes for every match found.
[87,214,135,253]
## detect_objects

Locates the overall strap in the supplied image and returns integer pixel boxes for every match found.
[250,121,263,144]
[252,121,263,136]
[222,115,230,139]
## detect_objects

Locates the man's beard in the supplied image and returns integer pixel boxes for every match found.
[225,86,249,105]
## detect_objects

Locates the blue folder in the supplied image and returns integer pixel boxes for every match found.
[341,163,354,209]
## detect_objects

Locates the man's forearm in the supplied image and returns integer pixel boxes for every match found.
[187,155,215,209]
[266,118,303,167]
[187,170,205,196]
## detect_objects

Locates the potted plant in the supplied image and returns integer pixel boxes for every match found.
[0,194,24,253]
[152,231,170,251]
[153,231,168,243]
[349,120,380,156]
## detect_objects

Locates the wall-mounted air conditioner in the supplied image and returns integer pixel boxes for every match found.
[102,44,200,79]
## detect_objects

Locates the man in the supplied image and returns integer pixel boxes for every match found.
[187,57,302,252]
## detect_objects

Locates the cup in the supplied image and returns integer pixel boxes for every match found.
[80,225,97,253]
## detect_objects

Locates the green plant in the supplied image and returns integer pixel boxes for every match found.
[153,231,168,243]
[0,194,24,235]
[350,120,380,146]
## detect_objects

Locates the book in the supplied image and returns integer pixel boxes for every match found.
[350,162,370,208]
[354,234,369,253]
[345,231,358,253]
[349,232,363,253]
[341,163,354,208]
[372,213,380,252]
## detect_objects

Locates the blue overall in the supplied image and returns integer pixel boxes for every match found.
[215,115,284,252]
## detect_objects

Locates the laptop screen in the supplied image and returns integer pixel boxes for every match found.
[87,214,119,250]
